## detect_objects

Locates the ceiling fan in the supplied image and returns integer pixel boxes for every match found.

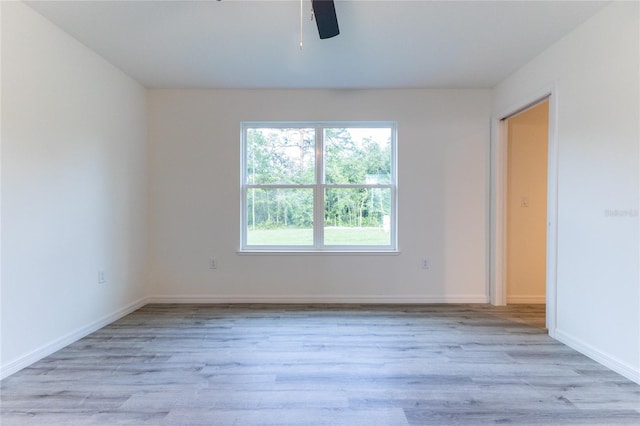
[311,0,339,39]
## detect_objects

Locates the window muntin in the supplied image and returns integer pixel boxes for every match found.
[241,122,397,251]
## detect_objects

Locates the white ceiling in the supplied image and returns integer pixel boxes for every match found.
[25,0,609,89]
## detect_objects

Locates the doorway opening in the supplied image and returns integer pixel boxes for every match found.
[506,100,549,305]
[490,90,558,336]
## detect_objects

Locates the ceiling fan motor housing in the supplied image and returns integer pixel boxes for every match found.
[312,0,340,39]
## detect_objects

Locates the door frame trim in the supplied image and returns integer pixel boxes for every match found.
[490,85,559,337]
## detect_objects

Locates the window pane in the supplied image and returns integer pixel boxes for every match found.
[246,188,313,245]
[324,128,391,185]
[324,188,391,245]
[246,128,315,185]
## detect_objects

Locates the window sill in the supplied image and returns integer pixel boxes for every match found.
[237,249,400,256]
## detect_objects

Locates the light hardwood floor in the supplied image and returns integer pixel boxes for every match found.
[1,304,639,425]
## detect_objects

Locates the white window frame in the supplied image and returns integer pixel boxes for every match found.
[240,121,398,253]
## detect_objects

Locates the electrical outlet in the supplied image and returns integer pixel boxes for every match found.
[98,270,106,284]
[209,258,217,269]
[421,258,429,270]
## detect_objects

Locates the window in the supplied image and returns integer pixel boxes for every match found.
[241,122,397,252]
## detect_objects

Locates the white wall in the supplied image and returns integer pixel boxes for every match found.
[148,89,491,302]
[1,2,148,378]
[494,1,639,382]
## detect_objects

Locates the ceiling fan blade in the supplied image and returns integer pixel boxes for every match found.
[312,0,339,39]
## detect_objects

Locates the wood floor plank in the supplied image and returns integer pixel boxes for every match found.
[1,304,638,425]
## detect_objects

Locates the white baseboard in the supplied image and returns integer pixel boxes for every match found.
[506,295,546,304]
[0,297,148,380]
[554,328,640,385]
[146,294,489,304]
